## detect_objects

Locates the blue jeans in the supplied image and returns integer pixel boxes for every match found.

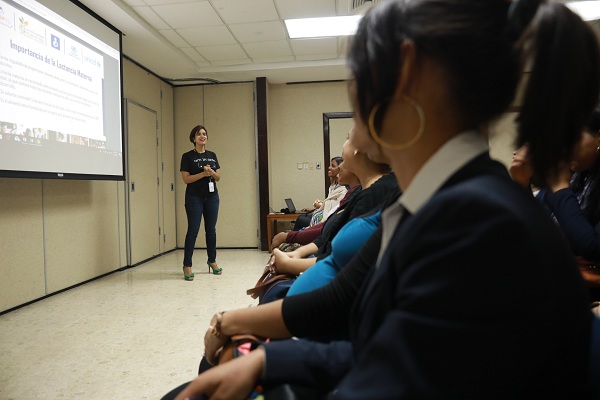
[184,194,219,266]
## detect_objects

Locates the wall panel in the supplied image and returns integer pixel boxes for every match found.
[205,83,257,247]
[174,83,257,249]
[0,179,45,311]
[44,180,120,292]
[268,82,350,211]
[174,86,204,250]
[161,83,177,252]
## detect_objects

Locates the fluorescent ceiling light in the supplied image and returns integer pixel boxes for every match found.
[566,1,600,21]
[285,16,362,39]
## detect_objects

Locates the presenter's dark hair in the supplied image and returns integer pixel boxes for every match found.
[189,125,208,144]
[348,0,600,184]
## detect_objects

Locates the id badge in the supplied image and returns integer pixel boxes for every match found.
[208,181,215,192]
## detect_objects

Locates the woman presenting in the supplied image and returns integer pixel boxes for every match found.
[180,125,222,280]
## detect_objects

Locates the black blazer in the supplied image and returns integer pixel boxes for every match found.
[336,154,592,398]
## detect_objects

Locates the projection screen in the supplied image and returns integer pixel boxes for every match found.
[0,0,124,180]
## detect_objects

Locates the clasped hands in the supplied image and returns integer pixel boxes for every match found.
[202,164,215,177]
[265,248,298,275]
[204,311,228,365]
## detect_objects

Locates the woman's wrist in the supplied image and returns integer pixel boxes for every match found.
[220,309,241,336]
[219,310,231,335]
[211,311,226,336]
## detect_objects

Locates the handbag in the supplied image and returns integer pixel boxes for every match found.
[217,336,330,400]
[247,253,296,303]
[246,268,295,303]
[217,334,266,364]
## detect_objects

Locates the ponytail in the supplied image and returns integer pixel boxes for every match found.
[514,1,600,184]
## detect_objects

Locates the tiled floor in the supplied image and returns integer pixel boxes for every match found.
[0,249,268,400]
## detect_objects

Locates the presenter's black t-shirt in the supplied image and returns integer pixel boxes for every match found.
[180,149,220,197]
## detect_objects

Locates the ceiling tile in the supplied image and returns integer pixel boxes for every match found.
[159,29,190,47]
[177,26,236,47]
[275,0,336,19]
[211,0,279,24]
[211,59,253,66]
[290,38,338,55]
[143,0,202,5]
[132,6,170,30]
[197,44,248,61]
[242,40,292,59]
[295,53,338,61]
[180,47,207,62]
[151,2,222,29]
[229,21,286,43]
[122,0,145,5]
[252,55,295,63]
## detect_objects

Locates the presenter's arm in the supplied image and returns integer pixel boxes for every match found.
[210,168,221,182]
[181,170,206,184]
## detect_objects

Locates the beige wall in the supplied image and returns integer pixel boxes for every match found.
[268,81,352,211]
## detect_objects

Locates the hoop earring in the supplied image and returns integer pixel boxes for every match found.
[368,96,425,150]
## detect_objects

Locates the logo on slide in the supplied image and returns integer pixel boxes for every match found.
[69,45,79,59]
[0,7,11,29]
[51,34,61,50]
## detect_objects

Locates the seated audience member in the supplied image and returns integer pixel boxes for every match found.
[537,104,600,300]
[167,1,598,398]
[309,156,348,225]
[510,107,600,301]
[270,167,360,251]
[270,133,395,277]
[292,157,347,230]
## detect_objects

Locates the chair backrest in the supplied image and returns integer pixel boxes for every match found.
[591,316,600,399]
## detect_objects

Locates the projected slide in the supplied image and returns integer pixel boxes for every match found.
[0,0,123,179]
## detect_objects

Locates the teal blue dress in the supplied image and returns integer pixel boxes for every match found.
[287,210,382,296]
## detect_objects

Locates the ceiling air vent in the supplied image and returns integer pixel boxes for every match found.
[349,0,383,14]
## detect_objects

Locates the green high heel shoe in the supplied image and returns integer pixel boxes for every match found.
[207,261,222,275]
[183,266,194,281]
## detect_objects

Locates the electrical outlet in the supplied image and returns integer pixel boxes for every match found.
[316,162,321,169]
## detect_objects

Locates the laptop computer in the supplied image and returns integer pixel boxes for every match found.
[284,198,297,214]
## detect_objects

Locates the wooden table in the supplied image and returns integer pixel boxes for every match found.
[266,213,302,251]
